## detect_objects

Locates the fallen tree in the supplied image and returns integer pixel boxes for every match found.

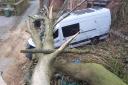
[21,0,128,85]
[54,60,127,85]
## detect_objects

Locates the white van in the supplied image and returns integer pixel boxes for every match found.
[28,7,111,48]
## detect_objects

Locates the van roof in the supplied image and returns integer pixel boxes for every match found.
[72,7,109,16]
[73,8,95,14]
[55,7,110,28]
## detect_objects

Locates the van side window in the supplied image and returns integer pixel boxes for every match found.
[53,29,58,39]
[62,23,80,37]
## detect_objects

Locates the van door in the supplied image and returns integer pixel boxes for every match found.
[53,29,63,48]
[61,23,80,46]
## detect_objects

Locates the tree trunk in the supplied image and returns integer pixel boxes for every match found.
[54,61,127,85]
[32,54,52,85]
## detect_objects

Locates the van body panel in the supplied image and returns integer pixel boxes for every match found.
[28,7,111,48]
[54,29,64,48]
[54,8,111,47]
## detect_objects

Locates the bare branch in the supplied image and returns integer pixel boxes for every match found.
[53,0,88,28]
[43,17,54,49]
[40,5,49,18]
[28,15,45,20]
[49,5,53,19]
[56,0,68,18]
[43,5,49,17]
[53,32,80,56]
[21,48,90,54]
[42,0,50,10]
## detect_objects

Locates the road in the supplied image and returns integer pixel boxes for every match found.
[0,0,39,85]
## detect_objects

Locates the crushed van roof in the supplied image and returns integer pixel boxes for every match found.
[72,7,104,15]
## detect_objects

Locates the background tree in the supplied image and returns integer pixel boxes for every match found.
[112,0,128,27]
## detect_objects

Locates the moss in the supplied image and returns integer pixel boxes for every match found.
[85,63,127,85]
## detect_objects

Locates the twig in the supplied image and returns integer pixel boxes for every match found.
[53,0,88,28]
[56,0,68,18]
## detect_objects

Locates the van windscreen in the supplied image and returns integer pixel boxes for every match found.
[62,23,80,37]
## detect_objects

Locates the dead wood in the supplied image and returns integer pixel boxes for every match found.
[54,61,127,85]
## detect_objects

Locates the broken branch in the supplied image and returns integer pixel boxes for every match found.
[53,0,88,28]
[53,32,80,56]
[21,48,90,54]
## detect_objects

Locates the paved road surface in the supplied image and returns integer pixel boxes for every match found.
[0,0,39,85]
[0,0,39,41]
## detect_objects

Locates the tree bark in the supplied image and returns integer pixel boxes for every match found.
[21,48,91,54]
[31,54,53,85]
[54,61,127,85]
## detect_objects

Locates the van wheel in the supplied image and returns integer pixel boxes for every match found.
[91,37,99,45]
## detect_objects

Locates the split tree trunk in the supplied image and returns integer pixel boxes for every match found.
[29,9,79,85]
[31,54,53,85]
[31,11,55,85]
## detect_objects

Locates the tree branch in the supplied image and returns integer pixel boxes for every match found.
[21,48,90,54]
[53,32,80,56]
[43,6,54,49]
[49,5,53,19]
[53,0,88,28]
[56,0,68,18]
[43,18,54,49]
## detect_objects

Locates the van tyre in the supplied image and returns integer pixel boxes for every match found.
[91,37,99,45]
